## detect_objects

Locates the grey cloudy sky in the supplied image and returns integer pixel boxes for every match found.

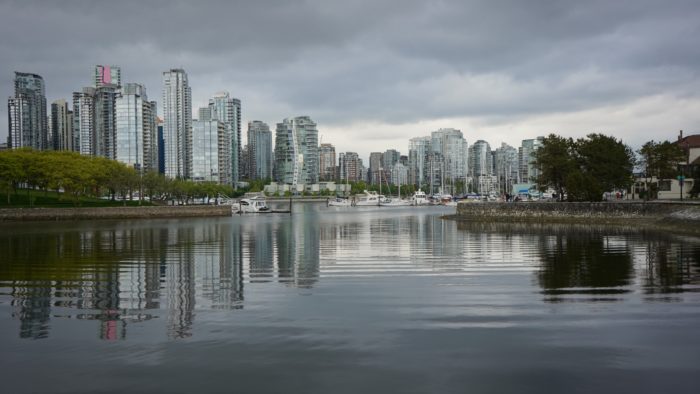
[2,0,699,161]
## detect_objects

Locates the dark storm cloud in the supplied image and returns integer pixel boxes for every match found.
[1,0,699,150]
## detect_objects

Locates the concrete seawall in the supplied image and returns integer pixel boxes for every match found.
[0,205,233,222]
[450,201,700,235]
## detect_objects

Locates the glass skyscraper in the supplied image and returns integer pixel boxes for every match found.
[115,83,157,171]
[8,72,48,150]
[408,136,431,187]
[192,120,226,183]
[247,120,272,181]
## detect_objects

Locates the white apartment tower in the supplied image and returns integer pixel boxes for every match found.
[162,69,192,179]
[431,128,468,186]
[205,92,241,186]
[274,116,319,185]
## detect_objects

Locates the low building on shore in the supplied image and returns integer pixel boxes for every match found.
[628,132,699,200]
[263,182,351,196]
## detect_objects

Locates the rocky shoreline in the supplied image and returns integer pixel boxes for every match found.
[445,201,700,236]
[0,205,233,222]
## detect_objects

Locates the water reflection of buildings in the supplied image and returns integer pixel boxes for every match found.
[243,221,275,283]
[276,214,320,289]
[0,221,245,340]
[640,241,700,294]
[4,214,700,340]
[166,227,196,339]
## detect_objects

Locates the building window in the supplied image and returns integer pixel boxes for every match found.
[659,180,672,191]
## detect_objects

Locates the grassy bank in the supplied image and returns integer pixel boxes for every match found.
[0,189,154,208]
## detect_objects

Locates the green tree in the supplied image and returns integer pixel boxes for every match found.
[533,134,576,201]
[638,140,685,199]
[350,180,368,194]
[0,151,23,203]
[565,170,603,202]
[576,133,634,193]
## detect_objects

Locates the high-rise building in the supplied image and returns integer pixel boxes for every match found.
[240,144,250,180]
[8,72,48,150]
[381,149,401,185]
[50,99,73,151]
[319,143,336,181]
[143,100,158,172]
[468,140,492,178]
[426,151,444,194]
[206,92,241,186]
[430,128,468,191]
[493,143,519,194]
[273,116,319,185]
[95,65,121,88]
[94,84,119,159]
[73,87,96,155]
[390,162,409,187]
[198,107,212,121]
[247,120,272,180]
[369,152,383,185]
[519,137,544,184]
[162,69,192,179]
[115,83,157,171]
[157,119,165,174]
[192,120,228,183]
[408,136,431,187]
[469,140,493,193]
[339,152,362,182]
[383,149,400,168]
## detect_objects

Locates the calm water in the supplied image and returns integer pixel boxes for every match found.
[1,204,700,394]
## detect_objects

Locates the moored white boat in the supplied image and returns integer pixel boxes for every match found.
[411,189,430,206]
[380,198,411,207]
[239,196,270,213]
[328,197,352,207]
[354,190,382,206]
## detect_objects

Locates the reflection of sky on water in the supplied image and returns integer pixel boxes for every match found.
[0,205,699,341]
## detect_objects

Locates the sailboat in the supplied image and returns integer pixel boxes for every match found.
[380,169,410,207]
[328,167,352,207]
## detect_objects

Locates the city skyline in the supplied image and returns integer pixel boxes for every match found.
[2,1,699,162]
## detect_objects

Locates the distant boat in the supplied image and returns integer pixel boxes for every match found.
[239,196,270,213]
[328,197,352,207]
[411,189,430,206]
[380,197,411,207]
[380,177,411,207]
[354,190,382,206]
